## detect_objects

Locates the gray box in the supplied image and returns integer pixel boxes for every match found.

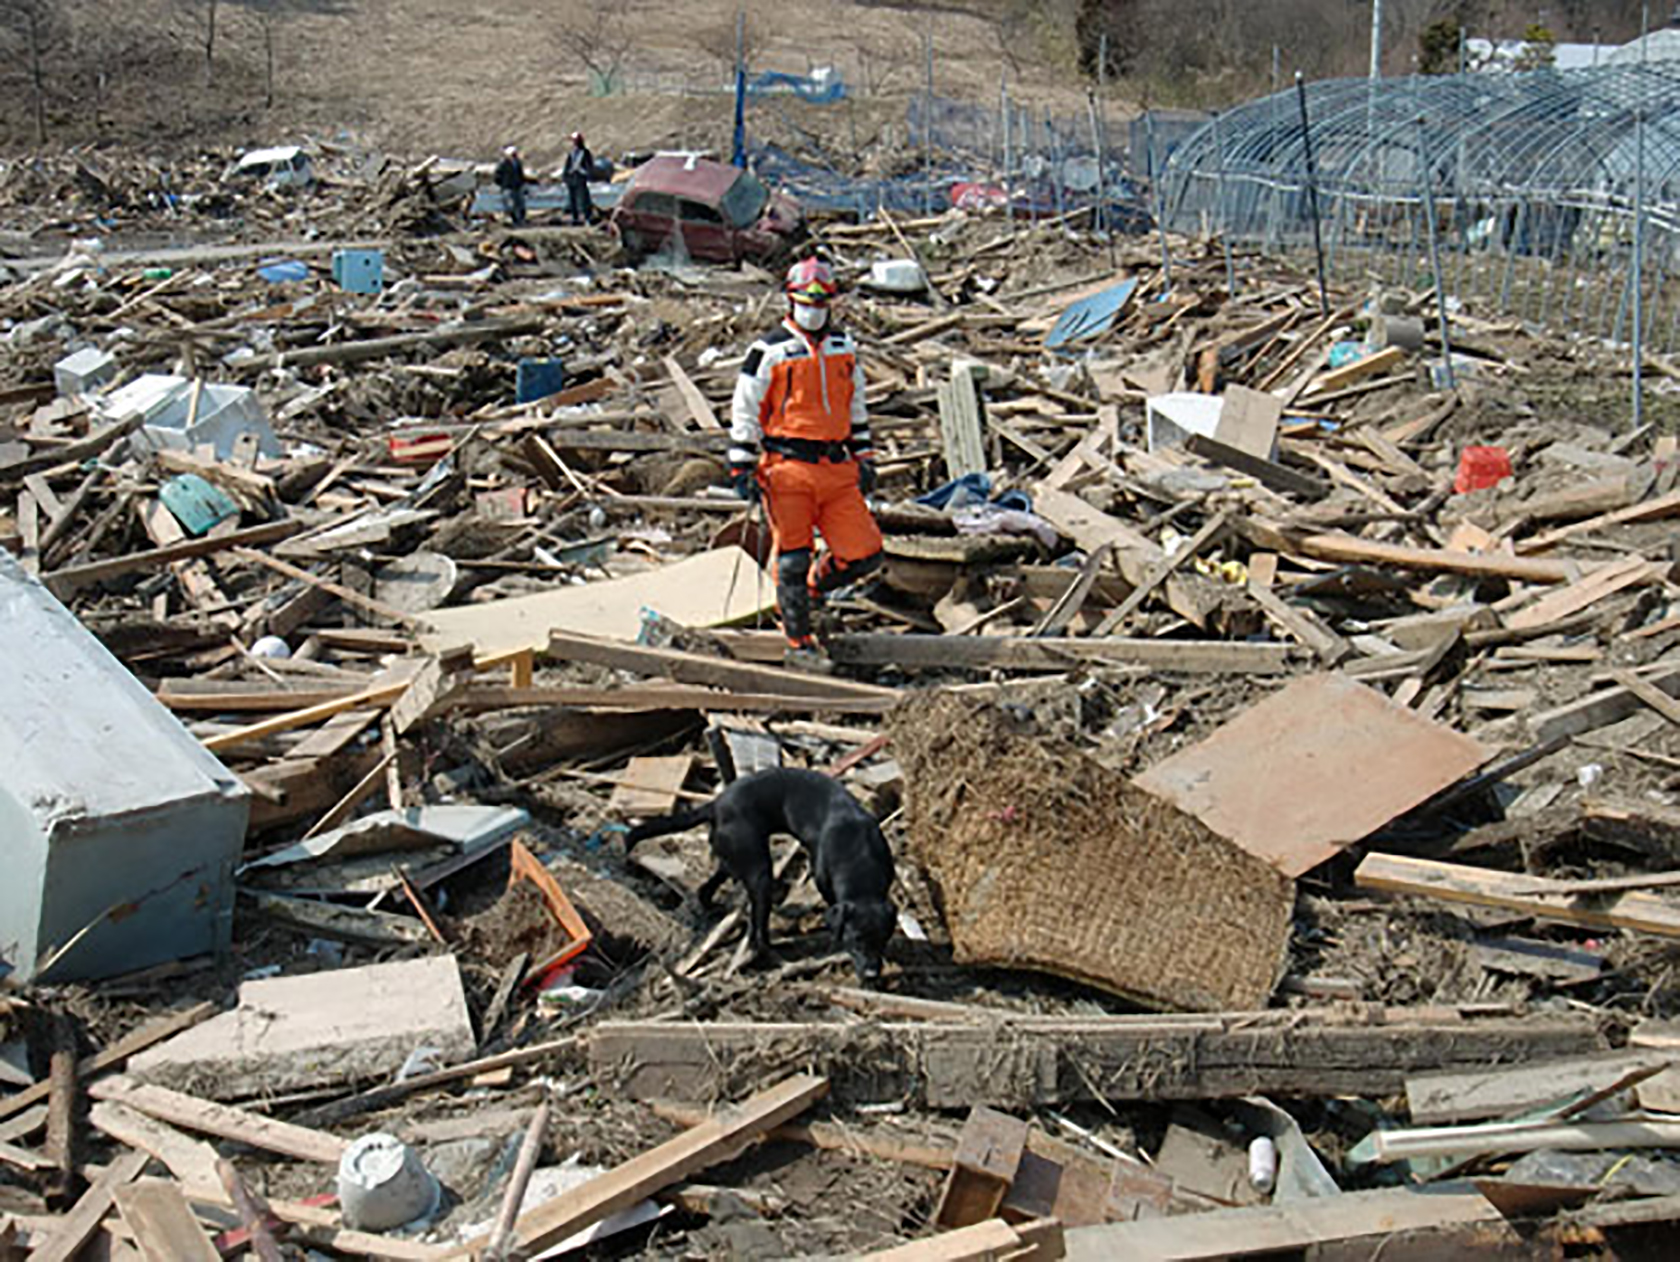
[0,550,248,983]
[101,374,282,461]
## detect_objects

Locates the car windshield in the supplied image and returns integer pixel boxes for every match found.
[719,171,769,228]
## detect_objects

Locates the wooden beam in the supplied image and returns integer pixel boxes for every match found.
[1529,667,1680,743]
[237,315,546,372]
[825,633,1294,675]
[1503,558,1666,632]
[860,1219,1028,1260]
[1609,667,1680,728]
[1355,853,1680,938]
[88,1102,219,1190]
[1406,1050,1676,1125]
[235,548,427,629]
[588,1013,1600,1108]
[1516,486,1680,554]
[1060,1184,1500,1261]
[87,1076,347,1165]
[1251,522,1589,584]
[0,414,145,484]
[494,1075,827,1257]
[0,1003,218,1122]
[460,684,894,716]
[545,632,900,703]
[1245,578,1352,665]
[1093,510,1230,634]
[114,1180,219,1262]
[43,519,304,598]
[1185,433,1331,499]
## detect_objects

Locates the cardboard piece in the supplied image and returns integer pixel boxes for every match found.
[1135,674,1488,878]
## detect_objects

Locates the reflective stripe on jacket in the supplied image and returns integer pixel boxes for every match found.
[729,319,871,467]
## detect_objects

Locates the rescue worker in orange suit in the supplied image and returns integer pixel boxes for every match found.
[730,258,883,668]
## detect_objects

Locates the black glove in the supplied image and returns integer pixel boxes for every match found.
[857,461,877,495]
[731,463,759,503]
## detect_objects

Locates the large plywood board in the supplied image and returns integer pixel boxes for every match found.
[421,547,774,655]
[1135,674,1487,878]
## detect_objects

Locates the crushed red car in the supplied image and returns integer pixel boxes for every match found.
[608,155,805,265]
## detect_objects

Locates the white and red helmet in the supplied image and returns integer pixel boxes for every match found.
[785,257,838,306]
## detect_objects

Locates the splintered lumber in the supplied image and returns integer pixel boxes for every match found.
[1252,524,1588,583]
[89,1102,220,1189]
[1516,486,1680,554]
[1406,1050,1677,1125]
[1185,433,1331,499]
[0,413,144,483]
[1061,1184,1501,1262]
[826,633,1292,675]
[492,1074,827,1258]
[1355,853,1680,938]
[114,1180,219,1262]
[1305,345,1406,396]
[1530,666,1680,742]
[588,1011,1600,1108]
[663,355,722,430]
[42,519,304,597]
[861,1219,1035,1260]
[1503,558,1667,632]
[1610,667,1680,728]
[31,1148,150,1262]
[647,1100,955,1172]
[239,315,545,371]
[87,1076,347,1165]
[546,632,901,702]
[936,1107,1028,1228]
[1093,511,1230,634]
[1244,578,1351,664]
[0,1002,217,1122]
[461,683,894,715]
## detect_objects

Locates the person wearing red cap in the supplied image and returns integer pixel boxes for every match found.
[730,257,882,669]
[562,132,594,225]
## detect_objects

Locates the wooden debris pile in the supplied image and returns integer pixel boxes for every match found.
[0,165,1678,1257]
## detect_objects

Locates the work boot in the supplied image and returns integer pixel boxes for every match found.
[783,639,834,675]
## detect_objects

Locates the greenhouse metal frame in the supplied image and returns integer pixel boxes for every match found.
[1163,63,1680,361]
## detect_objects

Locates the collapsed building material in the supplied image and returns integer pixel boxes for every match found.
[0,552,248,983]
[1135,674,1488,877]
[889,693,1293,1010]
[587,1010,1601,1107]
[128,956,474,1099]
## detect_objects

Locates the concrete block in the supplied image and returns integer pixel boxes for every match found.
[54,347,117,396]
[130,955,474,1100]
[0,550,248,983]
[102,374,281,462]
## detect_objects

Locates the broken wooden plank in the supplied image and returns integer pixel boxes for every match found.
[1355,853,1680,938]
[1609,666,1680,728]
[88,1102,220,1190]
[588,1012,1600,1108]
[1406,1050,1675,1125]
[0,1003,218,1123]
[237,315,545,372]
[937,368,986,480]
[43,520,303,598]
[86,1077,347,1165]
[608,755,696,816]
[1530,667,1680,743]
[1093,510,1230,634]
[1503,558,1667,632]
[1250,522,1588,583]
[1061,1184,1500,1262]
[663,356,723,431]
[546,632,901,701]
[935,1107,1028,1229]
[1185,433,1331,499]
[1516,486,1680,554]
[114,1180,218,1262]
[1245,578,1352,664]
[497,1074,827,1257]
[826,633,1293,675]
[861,1219,1031,1260]
[31,1148,150,1262]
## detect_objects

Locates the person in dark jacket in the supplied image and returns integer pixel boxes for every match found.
[494,144,527,226]
[561,132,594,225]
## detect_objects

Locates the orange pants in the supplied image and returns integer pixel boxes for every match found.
[758,455,882,562]
[758,454,883,644]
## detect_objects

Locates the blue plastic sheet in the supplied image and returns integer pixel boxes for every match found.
[1045,278,1140,350]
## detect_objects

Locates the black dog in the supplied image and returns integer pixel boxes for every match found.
[625,767,896,982]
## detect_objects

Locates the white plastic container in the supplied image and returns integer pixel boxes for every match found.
[1248,1135,1278,1195]
[869,259,927,294]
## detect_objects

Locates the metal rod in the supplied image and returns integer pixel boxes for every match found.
[1295,73,1331,317]
[1211,109,1237,298]
[1416,112,1455,389]
[1634,103,1646,426]
[1145,109,1174,292]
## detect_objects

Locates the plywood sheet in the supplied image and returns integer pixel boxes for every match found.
[609,755,696,816]
[421,547,774,654]
[1135,674,1487,878]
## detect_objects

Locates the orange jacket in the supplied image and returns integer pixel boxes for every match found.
[729,319,872,464]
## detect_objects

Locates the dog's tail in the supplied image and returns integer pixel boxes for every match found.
[623,801,714,852]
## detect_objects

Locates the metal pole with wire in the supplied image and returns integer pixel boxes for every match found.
[1295,73,1330,317]
[1211,109,1237,298]
[1633,105,1646,428]
[1145,109,1174,293]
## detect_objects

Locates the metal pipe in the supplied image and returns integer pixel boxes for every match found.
[1296,73,1331,317]
[1212,110,1237,298]
[1416,112,1455,389]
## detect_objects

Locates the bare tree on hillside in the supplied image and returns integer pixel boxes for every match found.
[697,11,766,79]
[0,0,68,142]
[175,0,220,86]
[556,0,637,92]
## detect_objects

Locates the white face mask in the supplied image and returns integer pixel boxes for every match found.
[792,303,828,332]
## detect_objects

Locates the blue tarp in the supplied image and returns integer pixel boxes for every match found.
[1044,278,1140,350]
[746,70,846,104]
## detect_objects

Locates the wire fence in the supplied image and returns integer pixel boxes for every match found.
[1163,64,1680,371]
